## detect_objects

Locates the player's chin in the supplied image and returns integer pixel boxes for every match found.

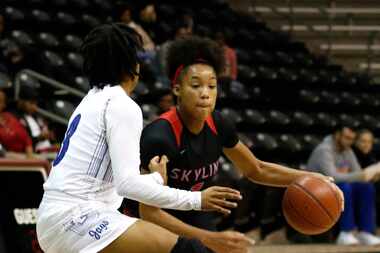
[195,106,212,117]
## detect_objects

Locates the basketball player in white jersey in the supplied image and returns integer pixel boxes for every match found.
[36,23,251,253]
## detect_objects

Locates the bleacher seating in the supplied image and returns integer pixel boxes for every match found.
[4,0,380,168]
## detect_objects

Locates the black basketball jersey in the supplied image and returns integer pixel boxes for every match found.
[140,107,238,230]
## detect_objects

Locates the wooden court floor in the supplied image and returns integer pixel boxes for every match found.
[249,244,380,253]
[246,229,380,253]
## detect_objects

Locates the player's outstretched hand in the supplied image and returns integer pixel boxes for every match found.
[201,231,254,253]
[201,186,242,215]
[148,155,168,185]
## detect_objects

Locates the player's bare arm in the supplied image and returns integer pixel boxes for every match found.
[223,140,344,207]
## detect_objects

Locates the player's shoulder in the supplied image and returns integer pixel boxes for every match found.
[107,89,142,118]
[141,118,177,149]
[143,118,173,136]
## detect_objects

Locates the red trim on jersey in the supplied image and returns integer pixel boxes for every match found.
[159,107,183,147]
[206,115,217,135]
[159,107,218,147]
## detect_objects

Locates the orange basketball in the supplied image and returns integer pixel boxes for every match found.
[282,175,343,235]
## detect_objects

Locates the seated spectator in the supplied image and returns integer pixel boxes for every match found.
[154,88,174,115]
[116,2,155,52]
[16,87,57,153]
[156,25,192,79]
[114,2,157,87]
[0,89,33,157]
[215,31,237,81]
[307,125,380,245]
[0,14,9,73]
[353,129,377,168]
[137,1,158,42]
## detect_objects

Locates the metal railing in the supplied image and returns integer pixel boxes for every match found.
[14,69,86,125]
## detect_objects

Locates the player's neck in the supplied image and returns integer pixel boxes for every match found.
[177,107,205,135]
[120,80,135,95]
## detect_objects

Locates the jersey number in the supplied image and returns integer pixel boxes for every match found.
[53,114,81,166]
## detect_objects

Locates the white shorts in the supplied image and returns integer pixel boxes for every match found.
[36,200,138,253]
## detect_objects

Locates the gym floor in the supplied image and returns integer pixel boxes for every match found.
[246,228,380,253]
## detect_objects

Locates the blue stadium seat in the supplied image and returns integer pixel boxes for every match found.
[319,90,341,106]
[301,134,322,152]
[315,112,338,130]
[0,72,12,89]
[56,12,78,27]
[51,0,68,7]
[339,113,361,128]
[74,76,89,92]
[37,32,60,48]
[267,110,291,126]
[242,109,266,127]
[4,6,25,22]
[31,9,51,24]
[340,91,361,107]
[278,134,303,153]
[66,52,83,72]
[361,114,380,130]
[64,34,83,50]
[11,30,35,47]
[50,99,75,118]
[70,0,89,9]
[81,14,101,29]
[251,132,278,151]
[292,111,314,128]
[228,81,250,100]
[221,108,243,124]
[18,72,41,90]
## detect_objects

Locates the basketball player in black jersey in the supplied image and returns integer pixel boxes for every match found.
[139,36,344,253]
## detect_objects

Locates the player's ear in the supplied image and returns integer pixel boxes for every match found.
[172,84,180,96]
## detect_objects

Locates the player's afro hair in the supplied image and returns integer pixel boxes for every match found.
[80,23,143,88]
[166,36,225,83]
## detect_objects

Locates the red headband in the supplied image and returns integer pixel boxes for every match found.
[171,58,208,87]
[171,64,184,87]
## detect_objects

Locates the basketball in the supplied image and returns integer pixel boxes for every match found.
[282,175,343,235]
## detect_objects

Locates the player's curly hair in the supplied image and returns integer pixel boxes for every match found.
[80,23,143,88]
[166,36,225,85]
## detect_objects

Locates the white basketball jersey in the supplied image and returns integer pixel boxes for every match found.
[43,85,142,210]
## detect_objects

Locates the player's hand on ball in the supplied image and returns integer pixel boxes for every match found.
[201,231,254,253]
[148,155,168,185]
[201,186,242,215]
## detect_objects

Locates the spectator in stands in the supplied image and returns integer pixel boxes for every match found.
[16,87,56,153]
[157,25,192,80]
[114,2,158,87]
[137,1,158,42]
[0,89,33,157]
[180,9,194,34]
[352,129,380,231]
[307,125,380,245]
[116,1,155,52]
[155,88,174,115]
[353,129,378,169]
[215,31,237,81]
[0,14,9,74]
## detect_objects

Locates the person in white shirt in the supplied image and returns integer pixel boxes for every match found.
[36,23,250,253]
